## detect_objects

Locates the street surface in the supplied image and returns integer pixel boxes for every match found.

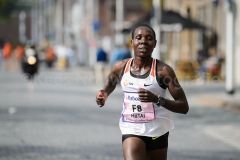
[0,67,240,160]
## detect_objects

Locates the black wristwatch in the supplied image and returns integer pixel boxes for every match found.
[156,95,165,106]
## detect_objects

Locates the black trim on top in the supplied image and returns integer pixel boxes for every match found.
[120,59,167,90]
[155,60,167,90]
[130,59,151,79]
[119,62,127,82]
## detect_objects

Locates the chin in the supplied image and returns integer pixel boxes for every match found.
[138,53,151,58]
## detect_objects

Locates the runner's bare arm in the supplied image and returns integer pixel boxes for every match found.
[159,64,189,114]
[96,59,129,107]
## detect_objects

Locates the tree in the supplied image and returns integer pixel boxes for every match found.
[0,0,31,21]
[143,0,152,11]
[0,0,17,20]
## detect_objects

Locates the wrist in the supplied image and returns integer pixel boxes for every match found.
[100,90,108,100]
[155,95,165,106]
[154,95,159,103]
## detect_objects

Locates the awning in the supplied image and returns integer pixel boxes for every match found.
[122,9,207,33]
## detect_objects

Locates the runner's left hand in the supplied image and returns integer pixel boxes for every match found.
[96,90,108,107]
[138,88,158,103]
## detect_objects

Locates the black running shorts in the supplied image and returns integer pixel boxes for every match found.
[122,132,169,150]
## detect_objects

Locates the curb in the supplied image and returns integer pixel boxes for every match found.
[198,97,240,112]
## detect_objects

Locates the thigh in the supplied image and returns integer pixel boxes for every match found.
[122,136,147,160]
[147,147,168,160]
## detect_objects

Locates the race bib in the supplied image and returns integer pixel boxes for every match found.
[122,92,155,123]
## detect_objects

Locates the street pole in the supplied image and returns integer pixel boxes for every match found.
[19,11,26,44]
[31,2,36,42]
[42,0,46,41]
[55,0,63,44]
[64,0,71,46]
[151,0,161,60]
[71,0,85,66]
[85,0,97,67]
[36,1,40,44]
[48,0,54,41]
[115,0,124,46]
[224,0,235,94]
[38,0,43,43]
[173,0,180,69]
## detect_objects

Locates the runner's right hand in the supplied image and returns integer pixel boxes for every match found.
[96,90,107,107]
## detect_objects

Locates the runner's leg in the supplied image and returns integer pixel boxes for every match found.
[147,147,168,160]
[122,137,147,160]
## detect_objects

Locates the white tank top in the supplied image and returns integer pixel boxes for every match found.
[119,58,174,137]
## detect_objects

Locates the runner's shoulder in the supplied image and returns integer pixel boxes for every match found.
[156,59,175,77]
[112,58,131,75]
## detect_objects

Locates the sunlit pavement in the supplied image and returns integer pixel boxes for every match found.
[0,66,240,160]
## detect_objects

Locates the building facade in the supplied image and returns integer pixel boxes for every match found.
[1,0,238,85]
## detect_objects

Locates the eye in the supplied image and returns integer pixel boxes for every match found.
[147,36,153,40]
[135,36,141,40]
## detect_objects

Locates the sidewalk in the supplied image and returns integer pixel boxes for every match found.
[156,74,240,113]
[12,63,240,112]
[62,65,240,113]
[191,83,240,112]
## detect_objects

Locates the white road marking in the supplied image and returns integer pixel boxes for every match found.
[203,125,240,150]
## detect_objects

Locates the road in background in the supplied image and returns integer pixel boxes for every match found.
[0,67,240,160]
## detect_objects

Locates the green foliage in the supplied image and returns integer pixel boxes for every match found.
[0,0,17,21]
[142,0,152,11]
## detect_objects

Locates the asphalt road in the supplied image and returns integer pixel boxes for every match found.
[0,67,239,160]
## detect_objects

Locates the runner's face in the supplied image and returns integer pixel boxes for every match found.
[131,26,156,57]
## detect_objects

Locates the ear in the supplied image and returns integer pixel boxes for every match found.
[154,40,157,48]
[131,39,133,47]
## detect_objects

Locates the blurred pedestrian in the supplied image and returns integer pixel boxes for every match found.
[118,43,132,60]
[54,44,68,69]
[0,39,4,68]
[66,46,76,68]
[2,41,12,70]
[11,43,23,70]
[96,24,189,160]
[96,46,107,62]
[109,44,122,67]
[200,47,222,81]
[95,45,108,85]
[109,44,131,68]
[3,41,12,59]
[45,46,55,68]
[16,43,25,61]
[21,43,39,79]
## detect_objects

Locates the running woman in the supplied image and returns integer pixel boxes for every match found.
[96,24,189,160]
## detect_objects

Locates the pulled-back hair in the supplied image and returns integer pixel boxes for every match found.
[131,24,156,40]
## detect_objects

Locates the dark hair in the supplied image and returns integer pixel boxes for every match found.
[131,24,156,40]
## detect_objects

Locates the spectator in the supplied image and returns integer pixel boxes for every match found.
[110,44,132,67]
[118,43,132,60]
[200,47,222,81]
[3,41,12,59]
[96,47,107,62]
[95,46,108,86]
[2,41,12,70]
[16,43,25,61]
[45,46,55,68]
[66,46,76,68]
[110,45,122,67]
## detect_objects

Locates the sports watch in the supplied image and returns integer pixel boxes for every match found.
[156,95,165,106]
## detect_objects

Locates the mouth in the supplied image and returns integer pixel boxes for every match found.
[138,47,148,52]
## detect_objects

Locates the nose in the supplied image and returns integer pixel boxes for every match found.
[140,37,147,44]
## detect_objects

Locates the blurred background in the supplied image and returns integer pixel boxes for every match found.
[0,0,240,160]
[0,0,239,90]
